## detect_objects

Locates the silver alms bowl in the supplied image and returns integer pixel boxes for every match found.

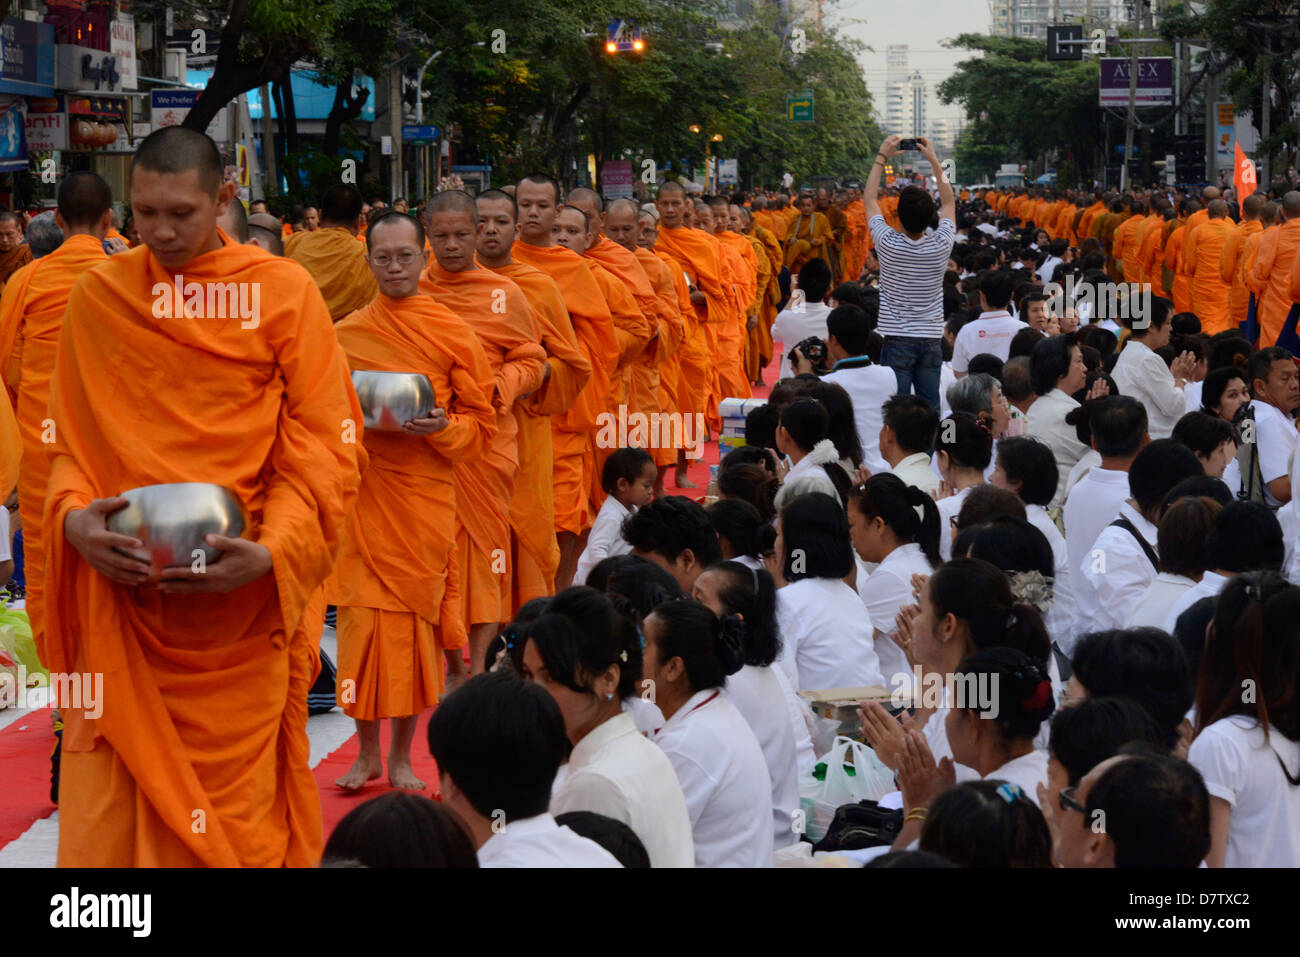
[351,370,436,432]
[106,483,249,572]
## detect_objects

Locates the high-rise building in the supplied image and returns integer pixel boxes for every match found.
[988,1,1140,41]
[883,44,910,136]
[907,71,926,140]
[929,116,967,151]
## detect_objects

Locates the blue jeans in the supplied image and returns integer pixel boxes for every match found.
[881,336,943,409]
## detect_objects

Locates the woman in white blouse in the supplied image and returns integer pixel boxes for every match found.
[513,586,695,868]
[643,598,775,867]
[770,491,883,691]
[706,498,772,572]
[692,561,808,848]
[847,473,941,685]
[1025,335,1091,506]
[1188,572,1300,867]
[934,411,994,561]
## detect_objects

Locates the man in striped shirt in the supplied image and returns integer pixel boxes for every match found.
[865,134,956,409]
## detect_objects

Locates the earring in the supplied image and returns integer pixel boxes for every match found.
[605,693,614,701]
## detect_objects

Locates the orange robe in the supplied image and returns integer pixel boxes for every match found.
[1111,214,1140,280]
[1137,219,1168,295]
[1220,219,1264,328]
[718,230,758,398]
[0,244,33,283]
[333,294,495,714]
[489,260,592,610]
[1127,214,1161,288]
[285,226,377,322]
[510,241,617,534]
[845,200,869,278]
[633,248,687,468]
[784,212,835,273]
[585,237,661,422]
[1185,218,1236,333]
[655,226,732,430]
[655,248,710,424]
[1250,220,1300,348]
[419,262,546,626]
[45,237,364,867]
[0,234,108,661]
[1164,224,1192,315]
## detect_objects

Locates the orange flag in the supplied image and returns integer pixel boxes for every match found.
[1234,141,1258,210]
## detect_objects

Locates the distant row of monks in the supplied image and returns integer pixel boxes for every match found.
[983,185,1300,349]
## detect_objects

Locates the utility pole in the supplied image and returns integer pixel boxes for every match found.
[1260,59,1271,189]
[388,61,403,202]
[1119,0,1141,190]
[1204,50,1217,187]
[260,82,277,200]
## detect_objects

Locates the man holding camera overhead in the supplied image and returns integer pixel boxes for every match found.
[864,134,956,410]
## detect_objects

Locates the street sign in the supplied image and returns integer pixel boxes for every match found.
[401,124,439,142]
[787,89,813,122]
[606,19,643,53]
[1046,26,1083,62]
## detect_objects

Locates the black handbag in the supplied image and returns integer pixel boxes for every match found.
[810,799,904,852]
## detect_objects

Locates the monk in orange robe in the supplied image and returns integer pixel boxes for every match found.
[0,212,33,283]
[475,188,592,612]
[641,208,706,490]
[1139,209,1175,298]
[285,186,377,321]
[707,198,757,401]
[553,204,652,518]
[45,126,364,867]
[0,172,112,662]
[566,188,661,427]
[1125,202,1160,289]
[1164,206,1197,315]
[511,176,617,588]
[784,193,836,274]
[655,182,731,432]
[1220,194,1266,329]
[1253,193,1300,348]
[332,212,495,790]
[604,198,686,486]
[737,205,778,383]
[1184,200,1236,333]
[419,191,547,674]
[1240,203,1278,342]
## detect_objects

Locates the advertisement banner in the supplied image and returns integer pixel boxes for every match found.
[0,95,27,172]
[150,88,227,142]
[1215,102,1234,167]
[602,159,634,199]
[1098,57,1173,107]
[24,95,66,150]
[110,15,138,91]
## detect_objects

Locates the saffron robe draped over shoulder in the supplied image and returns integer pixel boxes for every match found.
[44,236,365,867]
[0,235,108,659]
[420,262,546,626]
[333,293,495,716]
[285,226,378,322]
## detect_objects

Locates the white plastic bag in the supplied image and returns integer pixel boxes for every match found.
[800,736,897,841]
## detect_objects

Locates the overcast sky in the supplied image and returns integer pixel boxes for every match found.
[832,0,992,125]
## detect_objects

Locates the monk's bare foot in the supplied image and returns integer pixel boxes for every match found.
[388,761,425,791]
[675,473,699,489]
[335,754,382,791]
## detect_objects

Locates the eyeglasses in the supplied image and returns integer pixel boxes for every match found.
[1058,786,1085,814]
[370,252,419,267]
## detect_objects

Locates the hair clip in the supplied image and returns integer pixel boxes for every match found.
[1244,580,1262,601]
[619,650,628,663]
[995,782,1022,804]
[635,623,646,651]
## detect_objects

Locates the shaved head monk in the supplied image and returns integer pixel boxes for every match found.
[1220,193,1265,328]
[44,125,364,866]
[707,195,759,397]
[332,210,495,790]
[566,187,660,453]
[420,190,547,676]
[606,197,687,494]
[304,206,321,230]
[1253,190,1300,349]
[555,197,653,522]
[247,212,285,256]
[0,210,32,282]
[217,197,249,243]
[655,181,724,453]
[285,185,377,321]
[0,172,114,660]
[475,188,591,612]
[511,175,618,589]
[1184,199,1235,333]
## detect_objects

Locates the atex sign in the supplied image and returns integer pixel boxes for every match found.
[1099,57,1173,107]
[54,45,125,92]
